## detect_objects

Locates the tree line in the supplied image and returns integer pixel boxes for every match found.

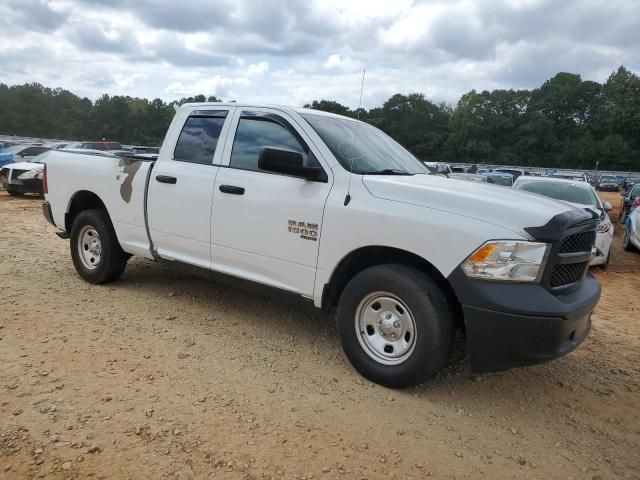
[1,66,638,170]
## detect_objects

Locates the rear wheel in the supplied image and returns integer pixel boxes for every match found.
[70,209,128,284]
[336,264,454,388]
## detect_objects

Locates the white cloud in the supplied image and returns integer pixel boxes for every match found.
[0,0,637,108]
[247,61,269,76]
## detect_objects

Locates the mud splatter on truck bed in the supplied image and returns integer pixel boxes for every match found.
[117,158,142,203]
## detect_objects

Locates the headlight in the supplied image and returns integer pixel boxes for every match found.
[17,169,41,180]
[461,241,549,282]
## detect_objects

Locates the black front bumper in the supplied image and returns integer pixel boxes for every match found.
[2,178,43,194]
[448,268,600,372]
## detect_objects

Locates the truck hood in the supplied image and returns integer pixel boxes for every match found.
[5,162,40,171]
[362,174,575,237]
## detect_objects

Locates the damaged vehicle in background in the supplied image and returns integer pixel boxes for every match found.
[513,176,614,269]
[0,150,51,196]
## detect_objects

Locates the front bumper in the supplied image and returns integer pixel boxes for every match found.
[1,177,43,194]
[448,268,601,373]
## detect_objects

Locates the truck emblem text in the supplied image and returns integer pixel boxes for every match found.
[288,220,318,241]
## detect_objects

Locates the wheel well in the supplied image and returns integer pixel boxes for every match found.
[321,246,463,327]
[65,191,107,232]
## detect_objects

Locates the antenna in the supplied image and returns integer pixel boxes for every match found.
[344,68,366,206]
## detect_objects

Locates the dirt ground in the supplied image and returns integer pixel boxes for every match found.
[1,190,638,480]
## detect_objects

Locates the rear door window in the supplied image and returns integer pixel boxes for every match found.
[174,112,228,165]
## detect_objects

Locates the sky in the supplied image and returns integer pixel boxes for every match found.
[0,0,638,108]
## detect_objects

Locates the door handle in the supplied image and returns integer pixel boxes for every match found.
[219,184,245,195]
[156,175,177,184]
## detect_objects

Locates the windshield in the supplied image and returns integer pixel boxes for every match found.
[301,113,428,175]
[600,176,617,182]
[516,180,599,207]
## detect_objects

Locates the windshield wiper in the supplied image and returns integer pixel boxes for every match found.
[357,169,414,176]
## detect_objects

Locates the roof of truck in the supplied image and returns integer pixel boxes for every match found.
[179,102,359,121]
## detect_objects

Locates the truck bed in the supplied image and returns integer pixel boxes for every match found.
[45,150,156,258]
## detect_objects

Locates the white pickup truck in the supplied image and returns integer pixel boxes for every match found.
[42,103,601,387]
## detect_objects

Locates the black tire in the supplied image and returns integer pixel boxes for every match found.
[6,186,23,196]
[336,264,454,388]
[70,209,127,284]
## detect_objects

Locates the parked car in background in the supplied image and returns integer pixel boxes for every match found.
[493,168,528,179]
[449,172,487,183]
[0,144,50,169]
[0,141,19,150]
[126,145,161,155]
[476,168,491,175]
[623,207,640,252]
[486,172,514,186]
[551,171,588,182]
[596,175,620,192]
[0,150,52,196]
[514,176,613,268]
[65,141,123,151]
[44,142,72,150]
[623,176,640,192]
[619,184,640,223]
[424,161,452,175]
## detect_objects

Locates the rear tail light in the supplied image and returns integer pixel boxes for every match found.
[43,163,48,194]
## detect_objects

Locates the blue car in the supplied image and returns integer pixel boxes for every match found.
[0,145,50,168]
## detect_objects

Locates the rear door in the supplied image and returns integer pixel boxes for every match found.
[147,107,234,268]
[211,108,332,296]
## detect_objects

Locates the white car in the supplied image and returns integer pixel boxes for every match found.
[513,176,614,268]
[0,151,49,196]
[623,208,640,252]
[41,103,602,387]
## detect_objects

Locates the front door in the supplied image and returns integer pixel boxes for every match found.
[147,107,234,268]
[211,109,332,296]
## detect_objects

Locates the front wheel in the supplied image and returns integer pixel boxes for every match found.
[70,209,128,284]
[336,264,454,388]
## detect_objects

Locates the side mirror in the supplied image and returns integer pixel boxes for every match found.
[258,147,324,181]
[603,202,612,211]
